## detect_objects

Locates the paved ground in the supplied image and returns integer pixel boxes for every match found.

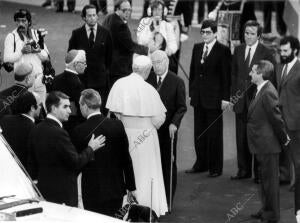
[0,1,296,222]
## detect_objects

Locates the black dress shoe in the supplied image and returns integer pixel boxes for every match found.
[230,173,251,180]
[185,168,207,174]
[207,172,222,178]
[250,212,262,219]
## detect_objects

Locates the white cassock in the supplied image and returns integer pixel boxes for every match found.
[106,72,168,217]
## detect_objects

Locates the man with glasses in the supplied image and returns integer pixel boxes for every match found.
[186,19,231,177]
[102,0,150,86]
[68,4,112,115]
[50,50,86,132]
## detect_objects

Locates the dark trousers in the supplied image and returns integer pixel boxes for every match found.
[288,130,300,214]
[279,147,292,182]
[193,105,223,174]
[84,198,123,217]
[56,0,75,12]
[263,0,287,35]
[174,0,195,27]
[90,0,107,13]
[256,153,280,221]
[236,112,259,178]
[158,130,177,208]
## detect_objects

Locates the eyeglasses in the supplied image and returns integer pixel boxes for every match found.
[76,61,87,66]
[121,8,132,13]
[200,30,213,35]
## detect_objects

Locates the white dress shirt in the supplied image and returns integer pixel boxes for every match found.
[245,40,259,64]
[47,114,63,128]
[21,114,35,123]
[282,57,298,77]
[156,70,168,85]
[85,24,97,42]
[203,38,217,56]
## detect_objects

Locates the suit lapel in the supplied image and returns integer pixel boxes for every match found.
[249,43,261,68]
[280,60,300,87]
[80,26,89,49]
[248,81,269,116]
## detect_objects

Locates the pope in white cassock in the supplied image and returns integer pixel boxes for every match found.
[106,55,168,217]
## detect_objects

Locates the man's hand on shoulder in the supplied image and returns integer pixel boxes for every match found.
[88,134,106,151]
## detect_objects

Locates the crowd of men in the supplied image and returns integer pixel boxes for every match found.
[0,0,299,222]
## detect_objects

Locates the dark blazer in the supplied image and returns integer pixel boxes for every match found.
[102,13,148,83]
[68,24,112,91]
[71,114,135,208]
[28,118,94,207]
[50,70,85,131]
[147,71,187,131]
[0,84,28,119]
[0,114,35,169]
[276,60,300,130]
[231,43,276,113]
[189,41,231,109]
[247,81,287,154]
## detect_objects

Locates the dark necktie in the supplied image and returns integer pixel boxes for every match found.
[281,64,288,81]
[157,77,162,89]
[245,47,251,67]
[89,27,94,47]
[201,45,208,64]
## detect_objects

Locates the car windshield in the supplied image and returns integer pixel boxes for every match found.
[0,134,41,200]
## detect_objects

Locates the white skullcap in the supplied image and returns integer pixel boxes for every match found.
[132,55,152,72]
[65,50,86,66]
[14,62,33,77]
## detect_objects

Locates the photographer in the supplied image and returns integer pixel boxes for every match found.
[3,9,50,105]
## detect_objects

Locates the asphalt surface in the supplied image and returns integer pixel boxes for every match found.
[0,1,296,222]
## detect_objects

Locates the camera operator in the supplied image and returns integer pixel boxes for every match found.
[3,9,49,105]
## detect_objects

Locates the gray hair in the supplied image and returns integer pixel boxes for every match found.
[132,55,152,78]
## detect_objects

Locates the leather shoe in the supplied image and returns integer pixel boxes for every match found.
[207,172,222,178]
[250,212,262,219]
[230,173,251,180]
[185,168,207,174]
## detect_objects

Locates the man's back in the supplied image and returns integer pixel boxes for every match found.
[0,114,34,169]
[71,114,135,206]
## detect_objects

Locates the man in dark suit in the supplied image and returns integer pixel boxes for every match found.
[102,0,149,85]
[0,92,41,170]
[248,60,289,223]
[186,19,231,177]
[147,50,186,208]
[50,50,85,132]
[230,20,276,182]
[71,89,135,216]
[0,62,36,119]
[276,36,300,215]
[68,4,112,113]
[28,91,105,207]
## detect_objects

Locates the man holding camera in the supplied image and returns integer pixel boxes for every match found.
[3,9,49,105]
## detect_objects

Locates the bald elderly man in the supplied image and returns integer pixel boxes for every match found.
[0,61,36,119]
[50,50,86,132]
[147,50,187,209]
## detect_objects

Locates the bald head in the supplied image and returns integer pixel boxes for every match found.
[14,62,35,87]
[132,55,152,79]
[150,50,169,76]
[65,50,86,74]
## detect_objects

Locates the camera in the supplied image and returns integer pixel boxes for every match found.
[26,39,41,53]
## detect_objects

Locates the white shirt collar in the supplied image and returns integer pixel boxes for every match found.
[21,114,35,123]
[87,111,101,120]
[245,40,259,60]
[256,80,268,96]
[47,114,63,128]
[157,70,168,83]
[65,68,78,75]
[204,38,217,55]
[284,57,298,75]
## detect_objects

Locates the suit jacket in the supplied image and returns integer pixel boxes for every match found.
[51,70,85,131]
[28,118,94,207]
[0,114,35,169]
[276,59,300,130]
[68,24,112,91]
[247,81,287,154]
[231,43,276,113]
[71,114,135,205]
[147,71,187,134]
[189,41,231,109]
[0,84,28,119]
[102,13,148,82]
